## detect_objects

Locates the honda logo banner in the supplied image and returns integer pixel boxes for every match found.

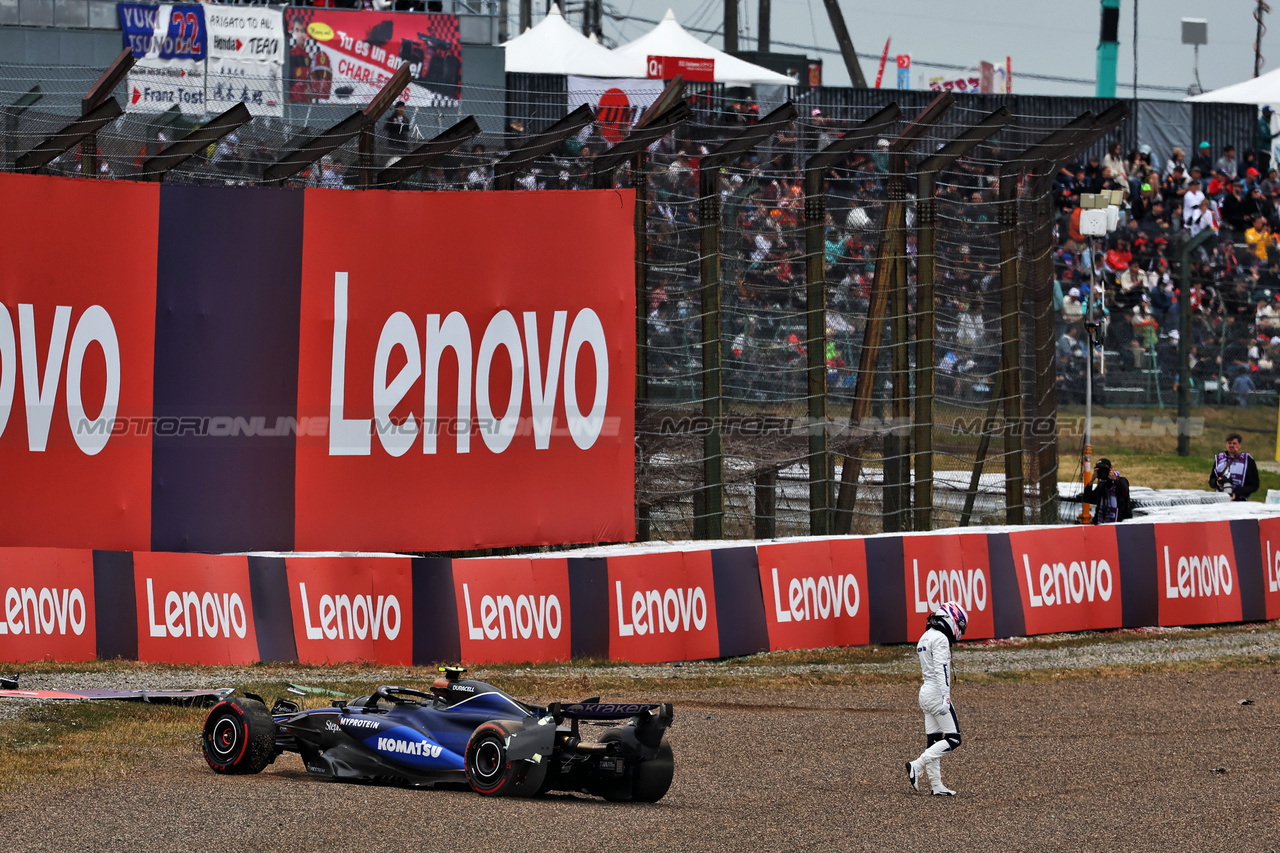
[294,188,636,552]
[1153,521,1242,626]
[902,533,994,641]
[134,552,258,664]
[0,548,95,662]
[286,556,412,665]
[454,557,571,664]
[1007,526,1123,634]
[0,175,158,551]
[757,540,868,651]
[608,551,719,664]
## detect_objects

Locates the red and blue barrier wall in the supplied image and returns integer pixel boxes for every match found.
[3,517,1279,665]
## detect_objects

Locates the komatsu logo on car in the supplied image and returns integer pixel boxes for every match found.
[377,737,443,758]
[341,717,380,729]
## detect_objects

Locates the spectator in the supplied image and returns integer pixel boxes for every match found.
[1246,217,1275,263]
[1164,146,1187,179]
[1259,107,1278,172]
[1191,141,1215,176]
[384,101,409,156]
[1216,144,1239,181]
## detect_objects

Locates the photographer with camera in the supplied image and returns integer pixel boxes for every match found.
[1210,433,1260,501]
[1083,458,1133,524]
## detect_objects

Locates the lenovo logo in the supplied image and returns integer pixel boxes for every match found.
[769,567,860,623]
[615,581,707,636]
[912,560,987,614]
[0,586,87,636]
[1162,546,1234,599]
[145,578,247,639]
[462,583,562,641]
[0,303,120,456]
[327,273,610,457]
[298,582,402,641]
[1020,554,1113,607]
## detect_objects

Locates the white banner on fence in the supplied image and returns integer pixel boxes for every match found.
[123,3,207,115]
[205,7,284,117]
[567,76,664,145]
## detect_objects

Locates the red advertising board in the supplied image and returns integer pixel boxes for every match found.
[901,533,994,641]
[286,556,412,665]
[1258,517,1280,620]
[0,548,96,662]
[134,552,259,664]
[0,174,158,551]
[1008,526,1123,634]
[1153,521,1242,626]
[757,540,868,651]
[608,551,719,664]
[453,557,571,664]
[294,189,635,552]
[645,55,715,82]
[285,8,462,106]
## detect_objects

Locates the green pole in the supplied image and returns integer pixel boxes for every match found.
[1096,0,1120,98]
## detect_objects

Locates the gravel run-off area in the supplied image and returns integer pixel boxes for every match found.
[3,624,1280,852]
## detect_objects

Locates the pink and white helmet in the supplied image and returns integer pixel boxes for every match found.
[933,601,968,640]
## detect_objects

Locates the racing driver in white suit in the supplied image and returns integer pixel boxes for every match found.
[905,601,967,796]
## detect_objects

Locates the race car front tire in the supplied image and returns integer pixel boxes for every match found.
[465,720,547,797]
[202,697,277,775]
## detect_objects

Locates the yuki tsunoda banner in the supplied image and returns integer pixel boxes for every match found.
[0,174,635,555]
[2,518,1277,665]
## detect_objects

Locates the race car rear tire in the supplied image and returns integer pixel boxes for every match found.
[465,720,547,797]
[630,735,674,803]
[202,697,277,775]
[598,729,674,802]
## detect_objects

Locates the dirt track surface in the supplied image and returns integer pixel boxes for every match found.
[7,660,1280,852]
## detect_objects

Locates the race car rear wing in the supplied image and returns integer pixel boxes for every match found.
[547,701,674,727]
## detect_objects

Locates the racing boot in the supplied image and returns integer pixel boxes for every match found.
[905,760,921,791]
[923,758,954,796]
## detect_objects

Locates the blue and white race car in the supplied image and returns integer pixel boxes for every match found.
[201,667,674,802]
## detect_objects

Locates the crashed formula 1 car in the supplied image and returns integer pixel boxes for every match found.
[201,667,674,802]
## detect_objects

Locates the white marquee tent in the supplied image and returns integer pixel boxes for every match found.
[610,9,796,87]
[1187,67,1280,106]
[502,4,635,77]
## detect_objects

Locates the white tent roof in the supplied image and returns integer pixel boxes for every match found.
[502,4,635,77]
[611,9,796,87]
[1187,67,1280,105]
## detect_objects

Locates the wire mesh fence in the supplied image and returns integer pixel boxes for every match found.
[2,60,1269,543]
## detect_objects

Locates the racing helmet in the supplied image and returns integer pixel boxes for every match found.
[932,601,968,641]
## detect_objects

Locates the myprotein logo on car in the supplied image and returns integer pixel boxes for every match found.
[286,557,413,666]
[1008,527,1124,634]
[1154,522,1242,626]
[453,558,572,665]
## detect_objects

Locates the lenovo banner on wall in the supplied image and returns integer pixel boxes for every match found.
[1153,521,1242,626]
[133,552,258,665]
[757,540,868,651]
[0,173,634,555]
[1258,516,1280,619]
[0,549,96,662]
[294,188,635,552]
[1007,526,1123,634]
[453,558,571,664]
[286,556,412,665]
[0,177,158,551]
[901,533,994,641]
[285,8,461,108]
[608,552,719,664]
